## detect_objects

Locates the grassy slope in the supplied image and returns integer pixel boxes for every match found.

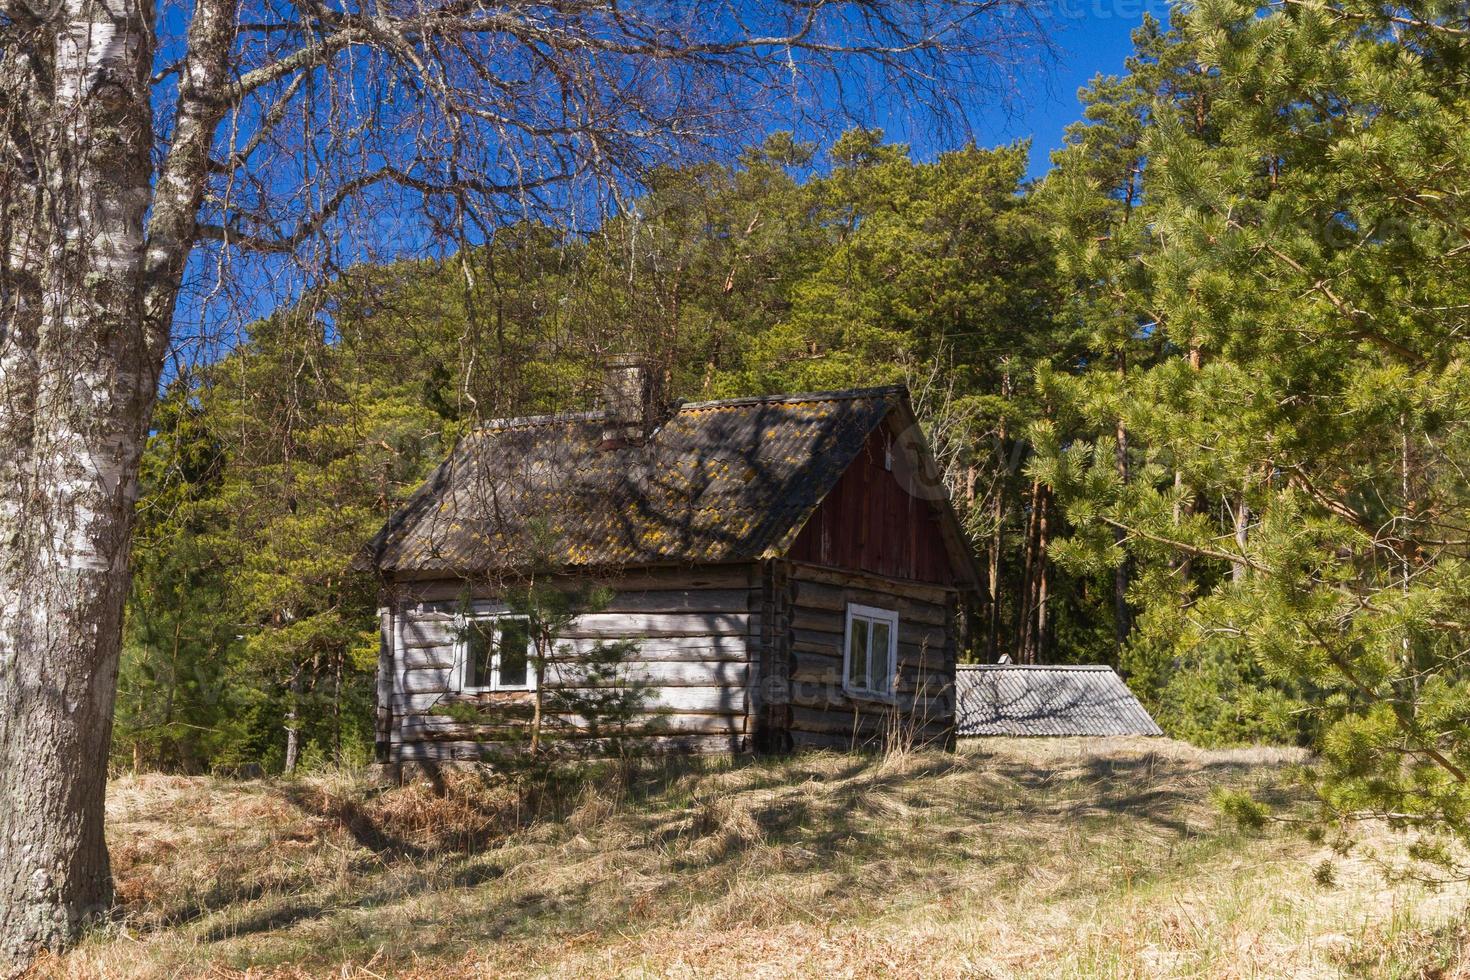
[39,739,1470,979]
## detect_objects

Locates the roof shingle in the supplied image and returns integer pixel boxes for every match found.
[368,387,909,575]
[955,665,1164,737]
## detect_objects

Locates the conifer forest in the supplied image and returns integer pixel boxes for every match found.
[8,0,1470,972]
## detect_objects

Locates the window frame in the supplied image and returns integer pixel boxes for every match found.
[842,602,900,701]
[453,614,537,694]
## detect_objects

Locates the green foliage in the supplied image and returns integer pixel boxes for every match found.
[730,137,1059,397]
[120,314,447,774]
[1150,639,1307,747]
[118,384,243,773]
[1214,788,1270,833]
[542,640,660,748]
[497,557,658,759]
[121,128,1092,774]
[1039,0,1470,860]
[117,30,1470,866]
[435,555,658,766]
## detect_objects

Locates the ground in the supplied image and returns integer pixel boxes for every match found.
[34,739,1470,979]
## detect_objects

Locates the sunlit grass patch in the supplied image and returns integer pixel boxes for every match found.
[44,738,1470,978]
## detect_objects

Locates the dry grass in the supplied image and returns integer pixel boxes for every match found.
[34,738,1470,979]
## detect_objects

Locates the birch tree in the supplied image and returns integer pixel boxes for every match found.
[0,0,1043,968]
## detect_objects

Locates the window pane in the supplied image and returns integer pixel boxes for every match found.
[497,618,531,688]
[870,620,892,694]
[465,622,494,689]
[847,617,870,690]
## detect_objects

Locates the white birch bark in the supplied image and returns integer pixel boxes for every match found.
[0,0,233,966]
[0,0,155,967]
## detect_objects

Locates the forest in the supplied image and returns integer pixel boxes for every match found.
[118,3,1470,852]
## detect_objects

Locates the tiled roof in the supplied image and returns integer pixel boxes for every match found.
[955,665,1164,737]
[367,386,915,575]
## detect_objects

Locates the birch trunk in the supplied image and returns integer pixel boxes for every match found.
[1232,492,1250,583]
[0,0,156,967]
[283,670,302,777]
[1,0,233,966]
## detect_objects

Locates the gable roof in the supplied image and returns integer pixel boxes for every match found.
[366,385,980,588]
[955,665,1164,737]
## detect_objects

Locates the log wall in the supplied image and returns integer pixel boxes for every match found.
[377,565,761,763]
[773,561,957,751]
[374,562,959,764]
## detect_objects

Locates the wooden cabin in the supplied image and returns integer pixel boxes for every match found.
[364,361,982,764]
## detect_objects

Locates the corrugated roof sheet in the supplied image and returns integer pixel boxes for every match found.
[367,387,907,574]
[955,665,1164,737]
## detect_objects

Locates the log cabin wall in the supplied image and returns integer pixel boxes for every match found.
[377,565,761,764]
[778,562,956,750]
[766,418,961,749]
[372,420,967,763]
[752,560,794,752]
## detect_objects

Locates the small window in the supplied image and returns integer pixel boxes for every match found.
[464,621,496,690]
[457,616,535,692]
[844,603,898,699]
[496,618,531,688]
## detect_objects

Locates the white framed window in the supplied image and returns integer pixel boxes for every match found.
[843,603,899,700]
[455,615,535,693]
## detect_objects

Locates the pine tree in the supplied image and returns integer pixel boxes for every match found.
[1038,0,1470,859]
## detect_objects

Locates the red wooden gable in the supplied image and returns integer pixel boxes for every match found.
[786,424,955,585]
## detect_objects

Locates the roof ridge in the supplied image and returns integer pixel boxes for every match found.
[958,664,1115,671]
[676,385,908,412]
[474,409,607,432]
[468,384,909,432]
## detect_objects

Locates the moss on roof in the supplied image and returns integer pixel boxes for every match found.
[366,387,908,575]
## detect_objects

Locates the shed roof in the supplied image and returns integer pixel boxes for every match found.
[366,385,979,588]
[955,665,1164,737]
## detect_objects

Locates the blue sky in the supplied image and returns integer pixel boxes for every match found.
[170,0,1173,366]
[962,0,1170,177]
[786,0,1172,179]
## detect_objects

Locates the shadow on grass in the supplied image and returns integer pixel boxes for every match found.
[191,744,1299,961]
[626,747,1302,911]
[278,782,428,858]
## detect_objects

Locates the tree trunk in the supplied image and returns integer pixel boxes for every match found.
[1017,482,1052,665]
[1017,477,1043,664]
[1172,469,1190,585]
[1,0,234,954]
[1113,433,1132,648]
[1232,492,1250,583]
[530,629,551,753]
[283,667,302,777]
[332,646,343,764]
[986,478,1004,662]
[1034,486,1051,664]
[1176,344,1201,591]
[985,377,1010,662]
[1113,354,1132,652]
[531,678,545,754]
[0,0,159,968]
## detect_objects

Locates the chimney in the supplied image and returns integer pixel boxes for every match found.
[600,353,651,447]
